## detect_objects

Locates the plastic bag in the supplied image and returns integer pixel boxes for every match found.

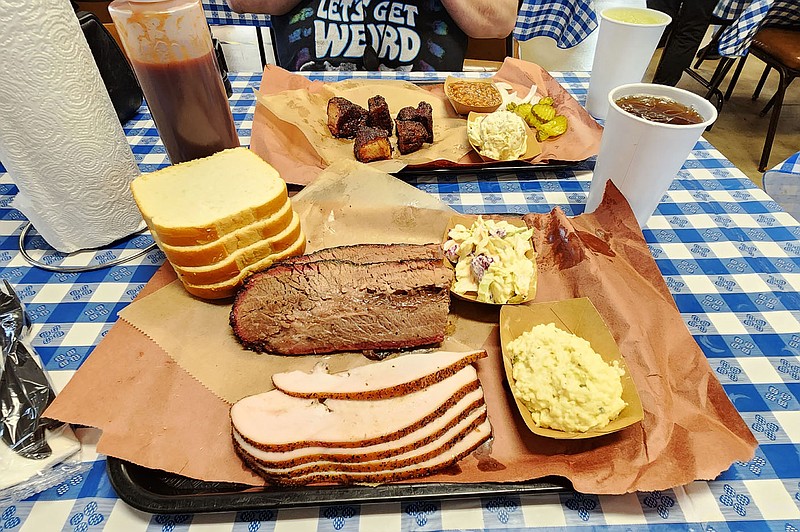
[0,280,82,502]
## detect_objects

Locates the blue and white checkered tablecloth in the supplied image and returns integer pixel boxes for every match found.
[514,0,597,47]
[763,150,800,221]
[716,0,800,57]
[714,0,751,21]
[2,71,800,531]
[203,0,271,26]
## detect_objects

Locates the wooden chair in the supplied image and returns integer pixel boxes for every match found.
[727,27,800,171]
[463,36,519,70]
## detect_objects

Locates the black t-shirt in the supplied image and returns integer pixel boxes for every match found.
[272,0,468,71]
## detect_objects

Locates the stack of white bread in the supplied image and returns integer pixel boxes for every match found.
[130,147,305,299]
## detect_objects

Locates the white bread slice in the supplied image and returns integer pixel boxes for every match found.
[182,232,307,300]
[174,213,304,286]
[131,147,288,247]
[158,200,294,267]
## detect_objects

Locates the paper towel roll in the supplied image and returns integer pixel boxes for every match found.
[0,0,144,253]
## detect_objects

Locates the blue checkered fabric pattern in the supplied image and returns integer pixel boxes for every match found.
[2,72,800,531]
[514,0,598,46]
[203,0,271,26]
[714,0,751,21]
[769,150,800,175]
[718,0,800,57]
[763,150,800,221]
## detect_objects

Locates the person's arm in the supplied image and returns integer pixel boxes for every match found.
[440,0,518,39]
[226,0,301,15]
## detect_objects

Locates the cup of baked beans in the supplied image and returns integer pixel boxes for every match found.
[444,76,503,115]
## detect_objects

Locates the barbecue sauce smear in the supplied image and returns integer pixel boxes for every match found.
[614,95,704,125]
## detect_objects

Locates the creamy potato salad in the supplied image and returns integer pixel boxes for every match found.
[442,216,536,304]
[467,110,528,161]
[507,323,626,433]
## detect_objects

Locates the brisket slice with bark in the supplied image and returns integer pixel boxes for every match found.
[230,255,453,355]
[284,242,443,265]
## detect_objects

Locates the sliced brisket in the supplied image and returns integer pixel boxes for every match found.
[230,254,453,355]
[283,242,442,265]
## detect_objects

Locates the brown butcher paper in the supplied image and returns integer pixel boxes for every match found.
[44,167,756,493]
[250,58,603,185]
[114,163,473,405]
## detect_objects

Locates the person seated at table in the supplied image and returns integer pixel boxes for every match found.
[647,0,717,86]
[226,0,517,71]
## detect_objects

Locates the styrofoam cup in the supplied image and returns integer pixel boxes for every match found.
[585,83,718,227]
[585,7,671,119]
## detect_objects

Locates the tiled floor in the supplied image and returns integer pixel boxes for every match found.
[210,24,799,187]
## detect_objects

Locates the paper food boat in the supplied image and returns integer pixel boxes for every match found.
[499,297,644,439]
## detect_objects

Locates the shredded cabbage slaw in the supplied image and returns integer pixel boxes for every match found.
[442,216,536,304]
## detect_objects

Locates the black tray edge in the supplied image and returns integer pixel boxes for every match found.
[393,161,580,177]
[107,457,572,514]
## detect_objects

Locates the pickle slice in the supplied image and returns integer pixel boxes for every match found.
[536,115,568,141]
[532,103,556,122]
[508,98,568,142]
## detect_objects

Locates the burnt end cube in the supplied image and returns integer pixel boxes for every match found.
[327,97,367,139]
[395,120,427,155]
[396,101,433,143]
[367,95,393,136]
[354,126,393,162]
[415,101,433,143]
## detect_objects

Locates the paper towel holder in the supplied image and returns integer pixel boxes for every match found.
[18,222,158,273]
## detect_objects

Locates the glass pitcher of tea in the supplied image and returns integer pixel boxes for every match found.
[109,0,240,164]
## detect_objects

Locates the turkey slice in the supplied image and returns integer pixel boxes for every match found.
[233,389,485,469]
[232,365,479,451]
[238,420,492,485]
[236,404,487,475]
[271,349,486,399]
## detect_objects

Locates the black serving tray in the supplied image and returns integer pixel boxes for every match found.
[107,457,571,514]
[394,160,581,177]
[285,161,581,195]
